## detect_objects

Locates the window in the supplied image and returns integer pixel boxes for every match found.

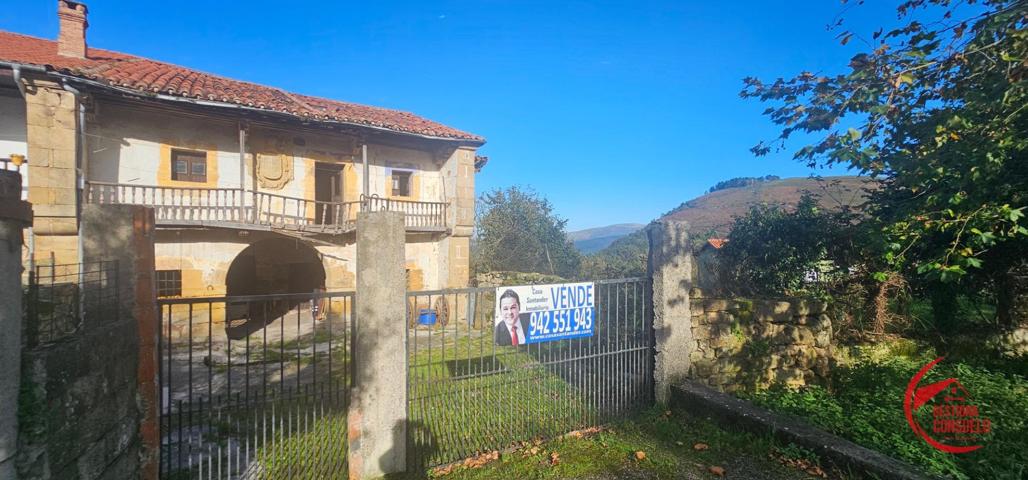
[391,171,412,197]
[171,149,207,182]
[156,270,182,297]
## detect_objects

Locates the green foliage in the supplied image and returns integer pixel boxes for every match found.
[580,225,652,279]
[708,175,781,193]
[742,0,1028,284]
[473,186,581,278]
[744,345,1028,479]
[717,193,864,296]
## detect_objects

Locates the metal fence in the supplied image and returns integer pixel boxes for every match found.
[405,277,653,467]
[24,259,123,347]
[158,291,354,479]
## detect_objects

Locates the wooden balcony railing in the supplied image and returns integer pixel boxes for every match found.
[254,191,361,234]
[360,195,448,230]
[84,181,448,233]
[85,182,249,223]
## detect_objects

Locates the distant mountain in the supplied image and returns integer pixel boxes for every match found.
[583,176,874,277]
[568,223,646,253]
[661,176,872,237]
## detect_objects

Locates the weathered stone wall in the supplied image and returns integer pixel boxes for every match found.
[687,288,833,392]
[17,205,157,480]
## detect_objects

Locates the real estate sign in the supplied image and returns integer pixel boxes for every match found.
[493,282,595,346]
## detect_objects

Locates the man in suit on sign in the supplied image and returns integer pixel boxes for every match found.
[494,289,528,346]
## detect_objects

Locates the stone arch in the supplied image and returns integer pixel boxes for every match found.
[224,236,326,338]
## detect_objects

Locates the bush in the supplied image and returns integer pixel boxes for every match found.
[743,346,1028,479]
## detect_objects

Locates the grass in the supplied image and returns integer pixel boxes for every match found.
[406,327,652,467]
[742,338,1028,480]
[402,407,830,480]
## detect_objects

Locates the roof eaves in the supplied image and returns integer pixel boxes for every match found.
[1,60,486,145]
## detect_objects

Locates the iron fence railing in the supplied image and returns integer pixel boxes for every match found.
[405,278,653,468]
[157,291,354,479]
[24,259,122,347]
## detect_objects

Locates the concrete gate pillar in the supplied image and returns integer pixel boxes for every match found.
[648,220,694,405]
[349,211,407,479]
[0,170,32,480]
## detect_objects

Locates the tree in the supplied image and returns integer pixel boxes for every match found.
[742,0,1028,331]
[717,193,865,297]
[707,175,781,193]
[473,187,581,278]
[580,225,652,279]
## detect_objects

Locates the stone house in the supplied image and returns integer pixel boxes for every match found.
[0,2,485,308]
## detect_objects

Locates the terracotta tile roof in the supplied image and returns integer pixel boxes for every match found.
[0,31,484,143]
[706,238,728,250]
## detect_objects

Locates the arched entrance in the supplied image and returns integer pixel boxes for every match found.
[224,237,325,338]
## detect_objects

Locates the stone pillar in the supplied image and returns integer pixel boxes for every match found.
[438,147,475,288]
[0,170,32,480]
[648,220,694,405]
[349,211,407,479]
[80,204,159,479]
[24,77,81,268]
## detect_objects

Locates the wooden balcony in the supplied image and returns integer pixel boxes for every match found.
[84,181,448,235]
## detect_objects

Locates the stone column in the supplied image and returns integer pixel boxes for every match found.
[349,211,407,479]
[0,170,33,480]
[648,220,694,405]
[438,147,475,288]
[24,77,81,268]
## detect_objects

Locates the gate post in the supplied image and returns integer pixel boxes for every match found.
[349,211,407,479]
[647,220,694,405]
[0,170,31,480]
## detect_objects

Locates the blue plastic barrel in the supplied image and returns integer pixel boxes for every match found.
[418,309,437,326]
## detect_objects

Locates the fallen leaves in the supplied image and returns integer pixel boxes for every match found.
[693,442,710,451]
[708,465,726,476]
[634,450,647,461]
[429,450,500,476]
[769,451,828,478]
[549,452,560,466]
[565,426,604,439]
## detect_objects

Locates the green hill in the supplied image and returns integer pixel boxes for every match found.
[662,176,872,237]
[568,223,646,253]
[583,176,873,278]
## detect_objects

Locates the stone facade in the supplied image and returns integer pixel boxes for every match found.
[687,288,833,392]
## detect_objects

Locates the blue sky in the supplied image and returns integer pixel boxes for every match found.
[2,1,906,230]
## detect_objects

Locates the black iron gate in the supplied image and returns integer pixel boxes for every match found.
[405,277,653,467]
[158,291,354,479]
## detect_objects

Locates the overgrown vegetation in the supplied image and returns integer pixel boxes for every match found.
[742,0,1028,334]
[743,340,1028,480]
[715,192,865,298]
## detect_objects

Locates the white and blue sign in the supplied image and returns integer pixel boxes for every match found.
[493,282,595,346]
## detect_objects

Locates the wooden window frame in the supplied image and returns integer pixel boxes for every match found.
[391,170,413,197]
[156,270,182,298]
[171,149,208,183]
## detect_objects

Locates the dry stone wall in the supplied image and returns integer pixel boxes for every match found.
[687,288,833,392]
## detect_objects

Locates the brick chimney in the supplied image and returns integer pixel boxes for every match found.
[57,0,88,59]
